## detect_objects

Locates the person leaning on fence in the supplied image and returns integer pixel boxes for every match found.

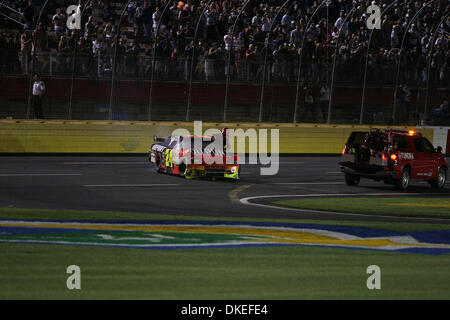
[395,84,406,124]
[32,74,45,119]
[319,84,330,122]
[300,86,317,123]
[20,30,32,73]
[402,84,412,123]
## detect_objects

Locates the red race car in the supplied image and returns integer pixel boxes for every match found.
[149,133,240,180]
[340,129,447,190]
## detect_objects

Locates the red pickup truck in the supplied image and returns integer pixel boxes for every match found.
[340,129,447,190]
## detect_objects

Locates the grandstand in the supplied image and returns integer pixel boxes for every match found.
[0,0,448,124]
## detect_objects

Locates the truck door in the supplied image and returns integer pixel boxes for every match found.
[393,135,416,177]
[412,137,436,179]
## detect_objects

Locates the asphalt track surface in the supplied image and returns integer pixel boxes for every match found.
[0,156,449,224]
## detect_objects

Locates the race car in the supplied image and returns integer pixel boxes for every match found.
[149,132,240,180]
[340,129,447,190]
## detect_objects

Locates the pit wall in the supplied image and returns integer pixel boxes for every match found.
[0,120,446,154]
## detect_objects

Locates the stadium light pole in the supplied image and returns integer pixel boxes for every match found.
[108,0,132,121]
[423,13,448,123]
[327,7,355,124]
[360,0,399,125]
[392,0,437,125]
[223,0,251,123]
[259,0,292,123]
[186,0,215,122]
[148,1,172,121]
[293,0,327,123]
[0,0,25,26]
[69,0,93,120]
[26,0,50,120]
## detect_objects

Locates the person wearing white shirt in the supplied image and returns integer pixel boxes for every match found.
[52,8,66,36]
[252,12,262,26]
[281,11,291,27]
[261,14,271,33]
[32,74,45,119]
[152,7,161,33]
[334,11,344,32]
[223,30,232,51]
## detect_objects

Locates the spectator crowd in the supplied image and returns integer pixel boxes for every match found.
[0,0,448,87]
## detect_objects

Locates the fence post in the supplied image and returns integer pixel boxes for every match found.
[327,7,355,124]
[68,27,79,120]
[148,1,172,122]
[223,0,251,123]
[392,0,437,125]
[293,0,327,123]
[424,13,448,123]
[186,0,214,122]
[108,0,132,121]
[68,1,93,120]
[26,0,50,119]
[360,1,399,125]
[259,0,292,123]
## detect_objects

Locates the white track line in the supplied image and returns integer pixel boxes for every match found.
[84,184,179,187]
[240,193,450,222]
[0,174,82,177]
[64,162,145,165]
[271,182,344,185]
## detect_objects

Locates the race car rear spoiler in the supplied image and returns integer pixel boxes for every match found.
[153,136,166,143]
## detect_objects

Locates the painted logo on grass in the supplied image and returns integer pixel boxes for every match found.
[0,220,449,254]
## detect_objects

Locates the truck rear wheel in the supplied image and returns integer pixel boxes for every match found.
[345,174,360,186]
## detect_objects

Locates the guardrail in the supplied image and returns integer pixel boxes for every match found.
[0,119,440,154]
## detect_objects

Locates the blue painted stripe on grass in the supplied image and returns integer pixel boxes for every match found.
[2,219,450,244]
[408,230,450,244]
[1,239,449,255]
[0,226,129,235]
[0,218,406,237]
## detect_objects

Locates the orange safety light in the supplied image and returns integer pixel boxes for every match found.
[390,154,397,161]
[408,130,415,136]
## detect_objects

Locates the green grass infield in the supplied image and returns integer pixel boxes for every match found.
[0,207,449,299]
[272,197,450,219]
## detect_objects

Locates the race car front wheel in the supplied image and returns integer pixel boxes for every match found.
[431,167,446,190]
[396,167,410,191]
[345,174,360,186]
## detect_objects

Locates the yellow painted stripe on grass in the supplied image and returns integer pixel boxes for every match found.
[0,222,427,248]
[388,203,450,208]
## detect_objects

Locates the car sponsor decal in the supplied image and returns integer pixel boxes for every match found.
[152,144,166,153]
[398,152,414,160]
[417,172,433,177]
[0,220,449,254]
